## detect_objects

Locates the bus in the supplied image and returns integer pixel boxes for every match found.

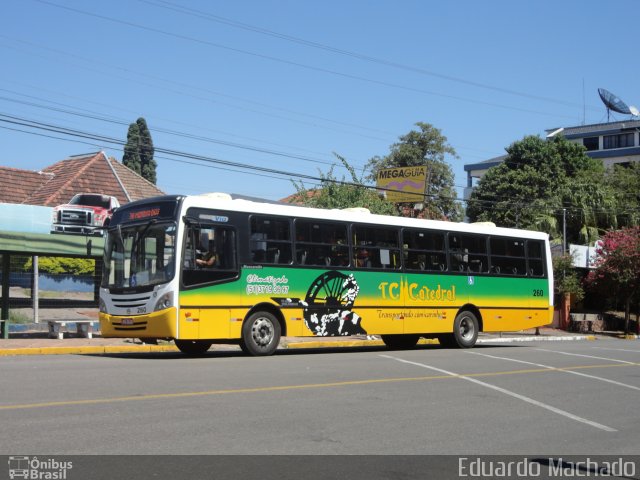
[99,193,553,355]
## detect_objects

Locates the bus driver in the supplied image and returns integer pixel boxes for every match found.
[196,233,217,267]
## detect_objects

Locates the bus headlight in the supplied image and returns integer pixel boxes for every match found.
[154,292,174,311]
[99,298,107,313]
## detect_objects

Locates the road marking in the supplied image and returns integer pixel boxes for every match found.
[466,351,640,392]
[0,375,454,411]
[535,348,637,364]
[0,360,633,414]
[381,354,617,432]
[591,347,640,354]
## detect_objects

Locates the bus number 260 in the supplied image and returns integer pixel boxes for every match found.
[532,289,544,297]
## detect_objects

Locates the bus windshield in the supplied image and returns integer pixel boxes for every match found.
[102,221,177,289]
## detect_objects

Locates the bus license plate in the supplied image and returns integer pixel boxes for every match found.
[122,318,134,326]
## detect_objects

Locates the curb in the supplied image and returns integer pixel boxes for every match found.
[476,335,597,344]
[0,344,179,356]
[0,333,620,356]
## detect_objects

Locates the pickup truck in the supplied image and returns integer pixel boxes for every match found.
[51,193,120,235]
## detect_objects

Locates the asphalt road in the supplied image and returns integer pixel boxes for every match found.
[1,338,638,455]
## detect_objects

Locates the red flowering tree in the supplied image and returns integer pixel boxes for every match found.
[586,227,640,333]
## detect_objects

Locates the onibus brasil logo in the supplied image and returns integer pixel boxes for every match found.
[8,456,72,479]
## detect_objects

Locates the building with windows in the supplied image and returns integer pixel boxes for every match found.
[463,119,640,200]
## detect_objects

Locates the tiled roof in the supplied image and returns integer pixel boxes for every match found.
[0,166,53,204]
[0,151,164,206]
[109,158,164,201]
[280,189,319,205]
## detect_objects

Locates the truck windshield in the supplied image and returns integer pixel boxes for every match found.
[70,194,111,208]
[102,221,176,289]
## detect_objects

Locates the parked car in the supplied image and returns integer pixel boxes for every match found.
[51,193,120,236]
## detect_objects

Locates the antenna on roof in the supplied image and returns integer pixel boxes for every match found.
[598,88,639,121]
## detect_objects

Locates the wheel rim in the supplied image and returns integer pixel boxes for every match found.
[251,317,275,348]
[459,315,475,340]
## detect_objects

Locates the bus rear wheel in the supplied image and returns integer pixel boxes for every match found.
[381,334,420,350]
[439,310,479,348]
[242,311,281,356]
[175,340,212,355]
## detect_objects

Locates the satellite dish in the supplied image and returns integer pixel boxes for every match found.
[630,105,639,117]
[598,88,632,120]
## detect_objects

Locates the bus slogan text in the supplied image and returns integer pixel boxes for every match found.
[246,274,289,295]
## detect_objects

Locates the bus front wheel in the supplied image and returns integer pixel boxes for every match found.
[175,340,212,355]
[439,310,479,348]
[242,311,281,356]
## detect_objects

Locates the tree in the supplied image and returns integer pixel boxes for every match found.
[291,154,395,215]
[122,122,141,175]
[467,135,616,245]
[585,226,640,333]
[552,253,585,330]
[122,117,157,184]
[137,118,157,184]
[366,122,462,221]
[553,253,585,303]
[608,162,640,228]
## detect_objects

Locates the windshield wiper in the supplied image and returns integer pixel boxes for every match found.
[131,219,157,266]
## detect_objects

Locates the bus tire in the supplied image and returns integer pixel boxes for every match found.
[242,311,281,356]
[381,334,420,350]
[175,340,212,355]
[441,310,479,348]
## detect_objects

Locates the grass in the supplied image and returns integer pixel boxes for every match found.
[8,310,32,324]
[9,287,93,300]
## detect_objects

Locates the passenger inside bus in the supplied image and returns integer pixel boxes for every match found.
[196,233,217,268]
[355,249,371,268]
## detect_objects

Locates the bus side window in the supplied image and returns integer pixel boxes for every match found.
[182,225,237,286]
[250,216,292,265]
[490,237,527,277]
[527,240,545,276]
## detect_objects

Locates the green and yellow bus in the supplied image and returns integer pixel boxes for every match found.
[99,193,553,355]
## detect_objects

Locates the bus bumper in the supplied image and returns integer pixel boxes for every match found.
[99,307,178,338]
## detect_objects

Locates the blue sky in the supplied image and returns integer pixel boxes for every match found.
[1,0,639,202]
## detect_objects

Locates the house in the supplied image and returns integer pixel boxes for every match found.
[0,151,164,207]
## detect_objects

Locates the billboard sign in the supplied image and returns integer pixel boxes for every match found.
[376,166,427,203]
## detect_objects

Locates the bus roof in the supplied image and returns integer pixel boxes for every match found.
[175,192,549,241]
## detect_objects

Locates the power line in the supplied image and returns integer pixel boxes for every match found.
[4,112,638,220]
[0,93,350,169]
[0,77,344,161]
[0,35,506,161]
[0,37,391,145]
[29,0,579,120]
[140,0,599,112]
[0,89,498,192]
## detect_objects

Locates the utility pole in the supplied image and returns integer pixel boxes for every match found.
[562,208,567,254]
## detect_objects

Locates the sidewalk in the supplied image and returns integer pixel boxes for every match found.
[0,325,613,356]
